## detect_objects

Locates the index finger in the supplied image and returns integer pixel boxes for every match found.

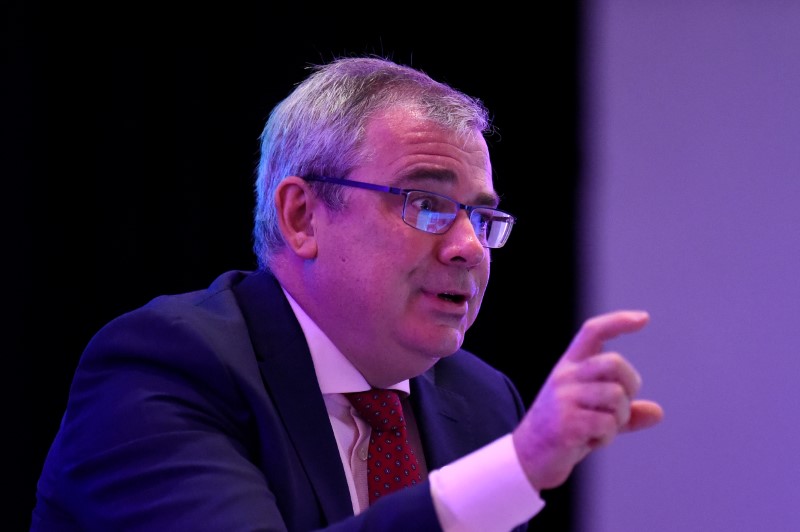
[563,310,650,362]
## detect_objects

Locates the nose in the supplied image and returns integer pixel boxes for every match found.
[438,210,486,266]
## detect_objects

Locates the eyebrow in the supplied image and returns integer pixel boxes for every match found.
[396,168,500,207]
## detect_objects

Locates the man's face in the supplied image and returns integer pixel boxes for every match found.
[308,107,498,387]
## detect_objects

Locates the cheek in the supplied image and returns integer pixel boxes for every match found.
[469,261,491,318]
[322,220,411,288]
[347,214,426,268]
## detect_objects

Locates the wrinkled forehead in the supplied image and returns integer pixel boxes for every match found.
[359,105,491,168]
[354,107,495,205]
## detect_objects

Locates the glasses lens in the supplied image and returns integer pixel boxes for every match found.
[403,190,514,248]
[404,191,457,234]
[471,209,514,248]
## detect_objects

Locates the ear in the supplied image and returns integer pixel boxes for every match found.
[274,176,319,259]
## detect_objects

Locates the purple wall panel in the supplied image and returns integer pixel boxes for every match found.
[578,2,800,531]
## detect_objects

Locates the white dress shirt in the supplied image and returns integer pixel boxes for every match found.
[282,288,544,531]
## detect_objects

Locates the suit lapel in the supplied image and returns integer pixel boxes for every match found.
[410,367,481,470]
[233,271,353,523]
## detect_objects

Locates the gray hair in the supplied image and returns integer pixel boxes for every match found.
[253,55,494,269]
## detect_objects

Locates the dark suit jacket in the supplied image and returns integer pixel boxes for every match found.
[31,270,528,531]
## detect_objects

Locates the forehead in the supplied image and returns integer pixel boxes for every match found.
[359,107,492,189]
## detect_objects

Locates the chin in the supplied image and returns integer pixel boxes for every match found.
[423,333,465,358]
[400,323,465,358]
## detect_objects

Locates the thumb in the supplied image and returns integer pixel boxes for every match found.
[623,399,665,433]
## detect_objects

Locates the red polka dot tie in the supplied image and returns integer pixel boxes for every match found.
[345,389,422,504]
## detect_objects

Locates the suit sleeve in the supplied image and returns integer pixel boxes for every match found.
[33,303,294,531]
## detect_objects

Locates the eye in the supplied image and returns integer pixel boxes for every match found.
[409,193,440,212]
[472,210,492,232]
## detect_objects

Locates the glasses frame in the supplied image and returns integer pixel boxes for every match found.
[303,175,516,248]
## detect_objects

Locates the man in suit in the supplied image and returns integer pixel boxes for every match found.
[31,56,663,531]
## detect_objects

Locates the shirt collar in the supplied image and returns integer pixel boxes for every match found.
[281,286,410,396]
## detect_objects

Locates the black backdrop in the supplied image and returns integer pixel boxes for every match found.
[6,4,581,530]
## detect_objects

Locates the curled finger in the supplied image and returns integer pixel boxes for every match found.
[576,381,632,428]
[575,351,642,398]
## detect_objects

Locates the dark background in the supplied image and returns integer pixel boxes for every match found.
[5,3,582,530]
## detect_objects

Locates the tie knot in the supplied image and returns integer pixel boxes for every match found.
[345,389,406,433]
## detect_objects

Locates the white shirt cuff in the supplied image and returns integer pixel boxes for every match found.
[429,433,545,532]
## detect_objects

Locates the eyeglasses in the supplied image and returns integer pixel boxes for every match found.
[304,176,516,248]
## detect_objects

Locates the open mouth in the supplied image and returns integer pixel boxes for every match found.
[438,292,467,304]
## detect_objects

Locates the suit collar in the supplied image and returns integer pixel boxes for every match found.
[410,363,480,470]
[233,270,353,523]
